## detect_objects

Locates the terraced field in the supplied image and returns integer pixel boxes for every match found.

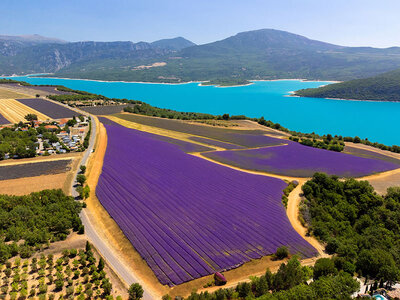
[97,118,316,286]
[17,98,77,119]
[0,98,50,122]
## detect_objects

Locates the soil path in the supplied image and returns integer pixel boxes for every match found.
[286,181,327,257]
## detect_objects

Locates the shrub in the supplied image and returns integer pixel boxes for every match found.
[69,249,77,258]
[55,279,64,290]
[275,246,289,260]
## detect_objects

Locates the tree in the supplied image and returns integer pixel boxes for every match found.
[313,258,337,280]
[24,114,37,124]
[76,174,86,186]
[272,257,306,291]
[83,185,90,199]
[102,278,113,295]
[236,282,251,298]
[274,246,289,260]
[128,283,144,300]
[67,119,77,126]
[35,94,40,98]
[85,241,92,252]
[98,257,105,271]
[80,165,86,174]
[76,185,90,199]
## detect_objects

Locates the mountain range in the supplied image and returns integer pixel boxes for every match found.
[2,29,400,85]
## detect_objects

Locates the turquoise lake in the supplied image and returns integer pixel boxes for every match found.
[5,76,400,146]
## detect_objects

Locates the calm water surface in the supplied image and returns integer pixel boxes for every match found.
[5,76,400,146]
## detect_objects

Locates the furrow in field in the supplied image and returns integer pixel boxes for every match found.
[0,98,50,122]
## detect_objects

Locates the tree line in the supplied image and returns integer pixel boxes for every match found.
[168,256,359,300]
[301,173,400,289]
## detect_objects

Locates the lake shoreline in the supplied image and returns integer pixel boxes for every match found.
[4,74,338,87]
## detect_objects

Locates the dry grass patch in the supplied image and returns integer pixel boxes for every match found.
[0,173,68,196]
[0,87,29,99]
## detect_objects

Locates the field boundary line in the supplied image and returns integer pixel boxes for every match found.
[286,181,328,257]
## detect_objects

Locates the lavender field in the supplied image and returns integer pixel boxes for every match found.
[17,98,77,119]
[203,142,399,177]
[188,136,246,150]
[97,119,316,286]
[100,117,214,153]
[115,113,285,148]
[0,113,10,125]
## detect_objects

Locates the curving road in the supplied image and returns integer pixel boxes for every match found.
[69,114,156,300]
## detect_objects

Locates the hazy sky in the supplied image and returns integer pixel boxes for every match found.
[2,0,400,47]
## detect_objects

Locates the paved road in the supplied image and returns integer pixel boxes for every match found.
[70,115,156,300]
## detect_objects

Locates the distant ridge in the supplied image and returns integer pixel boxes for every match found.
[0,34,66,44]
[2,29,400,84]
[151,37,195,51]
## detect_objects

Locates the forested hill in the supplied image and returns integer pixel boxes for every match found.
[295,68,400,101]
[3,29,400,84]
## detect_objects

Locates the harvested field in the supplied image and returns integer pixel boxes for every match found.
[17,98,77,119]
[114,113,286,148]
[188,136,245,150]
[202,142,399,178]
[0,98,50,122]
[81,105,130,115]
[367,170,400,195]
[97,118,316,286]
[344,145,400,165]
[0,112,10,124]
[0,87,28,99]
[0,173,69,195]
[0,159,72,180]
